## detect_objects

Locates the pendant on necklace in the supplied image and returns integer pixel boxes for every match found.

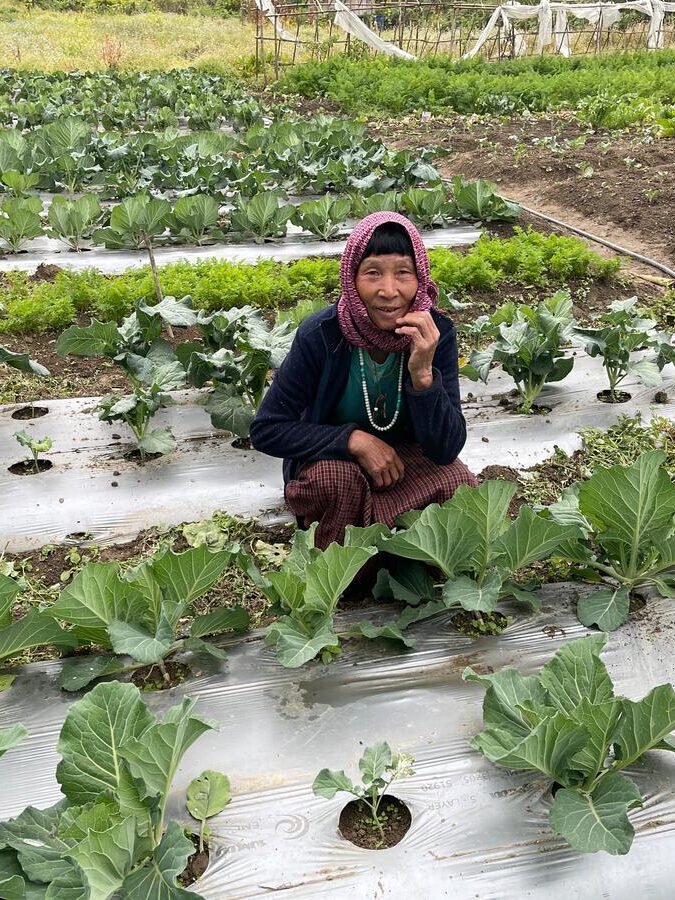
[373,392,387,422]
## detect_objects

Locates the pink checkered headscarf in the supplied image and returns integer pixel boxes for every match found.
[336,212,438,353]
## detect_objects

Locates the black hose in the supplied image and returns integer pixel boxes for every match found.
[507,198,675,280]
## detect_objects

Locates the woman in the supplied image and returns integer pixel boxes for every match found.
[250,211,477,550]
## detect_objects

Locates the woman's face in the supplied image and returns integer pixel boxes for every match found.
[355,253,419,332]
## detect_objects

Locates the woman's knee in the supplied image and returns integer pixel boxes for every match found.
[436,458,478,500]
[299,458,366,495]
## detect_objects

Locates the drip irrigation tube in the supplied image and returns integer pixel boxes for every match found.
[507,198,675,280]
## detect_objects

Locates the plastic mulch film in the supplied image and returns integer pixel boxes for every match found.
[0,224,482,276]
[1,354,673,551]
[1,586,675,897]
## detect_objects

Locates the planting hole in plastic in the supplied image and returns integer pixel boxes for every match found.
[179,835,210,888]
[8,459,53,475]
[338,795,412,850]
[597,390,632,404]
[11,406,49,420]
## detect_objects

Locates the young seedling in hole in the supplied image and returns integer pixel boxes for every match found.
[186,769,231,853]
[14,430,52,473]
[313,742,414,845]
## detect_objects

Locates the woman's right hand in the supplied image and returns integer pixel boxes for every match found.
[347,430,405,490]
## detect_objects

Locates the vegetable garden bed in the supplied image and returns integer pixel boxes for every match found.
[2,352,672,552]
[1,586,675,897]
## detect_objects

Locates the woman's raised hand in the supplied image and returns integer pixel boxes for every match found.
[395,311,439,391]
[348,430,405,490]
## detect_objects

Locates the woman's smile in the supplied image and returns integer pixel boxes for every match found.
[355,253,419,332]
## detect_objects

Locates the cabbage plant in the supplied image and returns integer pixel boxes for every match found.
[170,194,226,246]
[462,292,576,413]
[46,194,102,250]
[401,186,452,228]
[0,571,77,666]
[0,681,217,897]
[548,450,675,630]
[573,297,675,401]
[51,543,249,691]
[290,195,351,240]
[383,480,581,616]
[230,191,294,243]
[0,724,26,758]
[465,634,675,855]
[0,196,43,252]
[241,524,380,667]
[450,176,521,222]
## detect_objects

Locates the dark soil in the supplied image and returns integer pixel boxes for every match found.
[29,263,63,283]
[178,833,210,887]
[597,389,632,403]
[231,436,252,449]
[338,795,412,849]
[452,609,510,636]
[477,464,524,516]
[124,448,166,463]
[130,660,191,691]
[378,113,675,266]
[7,458,53,475]
[11,405,49,419]
[628,593,648,622]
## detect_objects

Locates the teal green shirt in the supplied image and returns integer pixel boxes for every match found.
[330,348,413,445]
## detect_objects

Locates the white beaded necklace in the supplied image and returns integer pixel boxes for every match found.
[358,347,404,433]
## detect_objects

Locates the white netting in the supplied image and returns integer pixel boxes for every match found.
[463,0,675,59]
[333,0,417,59]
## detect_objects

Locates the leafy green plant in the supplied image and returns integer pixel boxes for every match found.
[290,195,351,240]
[171,194,226,246]
[1,170,40,198]
[382,480,581,619]
[464,634,675,855]
[186,770,231,853]
[46,194,102,250]
[462,292,576,413]
[350,190,400,217]
[188,305,296,437]
[0,680,218,897]
[50,543,250,690]
[14,430,52,473]
[450,176,520,223]
[230,192,294,243]
[0,197,43,253]
[57,296,197,457]
[313,742,414,845]
[0,569,77,668]
[573,297,675,401]
[240,524,379,667]
[547,450,675,631]
[401,186,452,228]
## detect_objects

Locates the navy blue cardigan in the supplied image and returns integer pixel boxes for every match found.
[250,305,467,483]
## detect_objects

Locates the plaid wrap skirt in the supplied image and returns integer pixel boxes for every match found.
[285,445,477,550]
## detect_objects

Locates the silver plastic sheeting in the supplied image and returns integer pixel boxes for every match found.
[0,585,674,897]
[0,225,482,275]
[1,353,672,551]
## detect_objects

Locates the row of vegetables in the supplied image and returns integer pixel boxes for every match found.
[0,68,260,130]
[0,448,673,881]
[3,283,672,466]
[0,181,516,254]
[0,116,439,200]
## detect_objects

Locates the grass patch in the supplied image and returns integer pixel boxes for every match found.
[0,4,257,71]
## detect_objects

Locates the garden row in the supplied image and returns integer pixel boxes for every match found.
[0,181,514,255]
[0,116,441,200]
[279,49,675,129]
[3,284,672,461]
[0,67,254,130]
[1,449,674,885]
[0,228,622,333]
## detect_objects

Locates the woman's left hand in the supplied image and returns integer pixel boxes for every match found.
[395,311,439,391]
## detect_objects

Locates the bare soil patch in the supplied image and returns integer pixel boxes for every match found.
[378,113,675,267]
[338,795,411,849]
